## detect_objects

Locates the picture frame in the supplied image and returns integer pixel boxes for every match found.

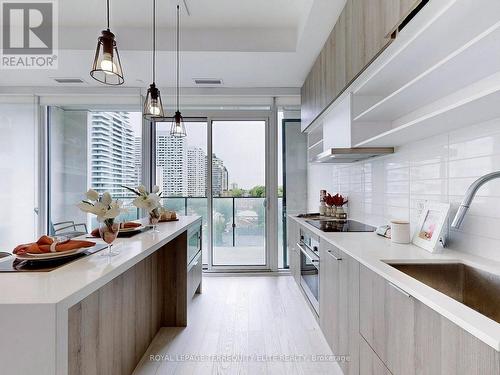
[412,202,450,252]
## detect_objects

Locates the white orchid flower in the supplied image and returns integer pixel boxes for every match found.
[78,191,123,221]
[77,201,96,214]
[137,185,147,195]
[152,185,160,193]
[86,189,99,202]
[101,192,112,206]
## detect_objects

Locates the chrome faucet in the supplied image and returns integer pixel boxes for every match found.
[451,171,500,229]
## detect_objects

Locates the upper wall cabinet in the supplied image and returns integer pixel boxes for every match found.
[301,0,421,130]
[351,0,500,147]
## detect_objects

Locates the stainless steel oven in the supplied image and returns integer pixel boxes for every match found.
[298,229,320,315]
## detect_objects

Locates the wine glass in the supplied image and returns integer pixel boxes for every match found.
[149,209,161,232]
[99,219,120,256]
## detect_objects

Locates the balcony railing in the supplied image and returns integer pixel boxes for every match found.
[108,195,284,268]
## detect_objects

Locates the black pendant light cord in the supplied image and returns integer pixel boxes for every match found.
[152,0,156,84]
[177,5,180,111]
[106,0,110,30]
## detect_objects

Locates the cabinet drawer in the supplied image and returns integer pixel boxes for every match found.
[187,251,202,299]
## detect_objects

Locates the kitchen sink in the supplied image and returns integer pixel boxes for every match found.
[0,252,11,259]
[387,262,500,324]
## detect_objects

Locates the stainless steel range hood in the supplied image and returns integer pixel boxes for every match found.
[312,147,394,163]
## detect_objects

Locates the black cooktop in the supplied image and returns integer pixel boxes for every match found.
[305,219,376,232]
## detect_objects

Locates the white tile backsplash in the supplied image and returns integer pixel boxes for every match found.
[307,117,500,262]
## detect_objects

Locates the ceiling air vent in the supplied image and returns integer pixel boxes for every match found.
[53,78,85,84]
[194,78,223,86]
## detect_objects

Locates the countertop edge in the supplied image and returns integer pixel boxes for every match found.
[0,216,202,308]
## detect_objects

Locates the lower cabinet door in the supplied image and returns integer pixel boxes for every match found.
[359,264,415,374]
[319,242,360,375]
[359,264,500,375]
[359,335,391,375]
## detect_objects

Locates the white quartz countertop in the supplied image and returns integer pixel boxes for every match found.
[290,215,500,352]
[0,216,201,307]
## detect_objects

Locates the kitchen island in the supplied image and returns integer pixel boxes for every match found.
[0,215,202,375]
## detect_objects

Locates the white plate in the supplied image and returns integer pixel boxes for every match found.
[119,225,145,233]
[17,247,88,261]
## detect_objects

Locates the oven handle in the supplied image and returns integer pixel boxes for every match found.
[297,242,319,264]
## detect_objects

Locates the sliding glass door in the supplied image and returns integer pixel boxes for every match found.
[211,120,267,267]
[153,116,269,270]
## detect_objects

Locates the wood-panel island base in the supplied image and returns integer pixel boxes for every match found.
[68,230,198,375]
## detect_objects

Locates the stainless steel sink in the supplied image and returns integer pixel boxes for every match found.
[387,262,500,324]
[0,252,11,259]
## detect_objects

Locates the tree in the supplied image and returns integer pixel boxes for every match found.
[248,185,265,198]
[278,186,284,198]
[228,188,245,197]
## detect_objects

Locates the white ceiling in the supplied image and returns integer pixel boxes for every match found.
[0,0,346,89]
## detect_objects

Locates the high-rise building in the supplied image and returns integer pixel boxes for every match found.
[187,147,207,197]
[133,137,142,186]
[90,112,137,198]
[212,154,229,196]
[156,131,188,196]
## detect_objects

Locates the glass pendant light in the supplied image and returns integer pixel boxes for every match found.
[90,0,124,85]
[143,0,165,119]
[170,5,187,137]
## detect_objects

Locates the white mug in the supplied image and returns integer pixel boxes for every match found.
[390,220,410,244]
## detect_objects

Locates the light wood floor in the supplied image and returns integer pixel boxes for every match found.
[133,275,342,375]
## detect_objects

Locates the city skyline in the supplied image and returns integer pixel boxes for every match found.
[89,114,264,200]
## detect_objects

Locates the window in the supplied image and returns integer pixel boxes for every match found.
[48,109,143,232]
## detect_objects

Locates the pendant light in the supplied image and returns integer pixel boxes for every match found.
[170,5,187,137]
[90,0,124,85]
[143,0,165,119]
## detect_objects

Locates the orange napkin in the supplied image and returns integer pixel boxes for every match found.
[90,222,142,238]
[13,235,95,255]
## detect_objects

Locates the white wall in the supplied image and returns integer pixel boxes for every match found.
[307,162,335,212]
[316,117,500,262]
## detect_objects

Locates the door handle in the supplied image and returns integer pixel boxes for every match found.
[327,250,342,261]
[297,242,319,264]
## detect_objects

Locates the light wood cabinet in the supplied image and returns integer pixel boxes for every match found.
[301,0,424,129]
[359,264,500,375]
[359,264,415,374]
[319,241,359,375]
[287,218,301,284]
[359,335,391,375]
[383,0,421,37]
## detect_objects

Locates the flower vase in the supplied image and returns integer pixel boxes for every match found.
[99,219,120,256]
[325,206,332,217]
[149,208,161,232]
[336,206,347,220]
[331,206,337,218]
